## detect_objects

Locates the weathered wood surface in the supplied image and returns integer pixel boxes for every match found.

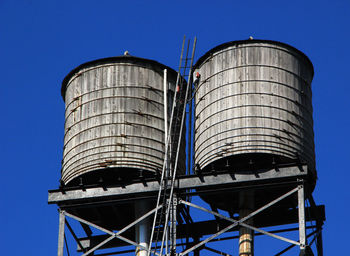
[194,41,315,171]
[61,58,185,184]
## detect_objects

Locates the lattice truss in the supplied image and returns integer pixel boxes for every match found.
[56,182,323,256]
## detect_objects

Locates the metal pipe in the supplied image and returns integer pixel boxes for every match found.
[165,222,169,255]
[147,37,186,256]
[164,69,168,149]
[239,191,254,256]
[163,68,170,180]
[160,37,197,255]
[135,201,151,256]
[187,79,193,176]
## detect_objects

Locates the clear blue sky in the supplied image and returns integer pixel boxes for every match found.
[0,0,348,255]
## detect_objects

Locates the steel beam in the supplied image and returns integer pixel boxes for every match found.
[48,165,308,205]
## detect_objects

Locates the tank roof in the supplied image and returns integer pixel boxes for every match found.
[193,39,314,76]
[61,55,179,100]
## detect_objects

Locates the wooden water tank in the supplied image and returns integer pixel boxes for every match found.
[61,56,186,186]
[194,39,315,173]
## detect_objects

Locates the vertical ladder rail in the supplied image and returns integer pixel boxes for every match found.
[148,36,186,256]
[158,38,191,255]
[159,37,197,255]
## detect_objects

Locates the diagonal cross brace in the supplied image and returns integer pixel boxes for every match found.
[117,204,163,236]
[65,220,87,253]
[178,186,301,256]
[181,200,300,245]
[274,229,318,256]
[61,205,163,256]
[81,235,115,256]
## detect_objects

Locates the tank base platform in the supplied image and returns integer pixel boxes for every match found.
[49,165,325,255]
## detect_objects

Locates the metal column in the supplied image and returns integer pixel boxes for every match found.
[239,191,254,256]
[58,210,66,256]
[316,227,323,256]
[135,201,151,256]
[193,237,200,256]
[298,184,307,255]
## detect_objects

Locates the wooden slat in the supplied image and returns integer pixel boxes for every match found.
[61,58,186,185]
[194,42,315,172]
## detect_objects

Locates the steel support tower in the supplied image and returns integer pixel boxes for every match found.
[49,163,324,256]
[49,37,325,256]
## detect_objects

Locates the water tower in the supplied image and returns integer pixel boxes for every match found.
[61,55,186,187]
[50,54,187,256]
[49,38,325,256]
[192,39,320,255]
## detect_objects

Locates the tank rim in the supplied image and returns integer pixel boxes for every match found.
[61,55,179,100]
[193,39,314,77]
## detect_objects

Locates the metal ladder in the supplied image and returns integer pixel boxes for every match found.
[148,36,197,256]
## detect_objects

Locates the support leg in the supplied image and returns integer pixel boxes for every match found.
[58,210,66,256]
[193,237,200,256]
[316,227,323,256]
[239,191,254,256]
[135,201,151,256]
[298,184,306,255]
